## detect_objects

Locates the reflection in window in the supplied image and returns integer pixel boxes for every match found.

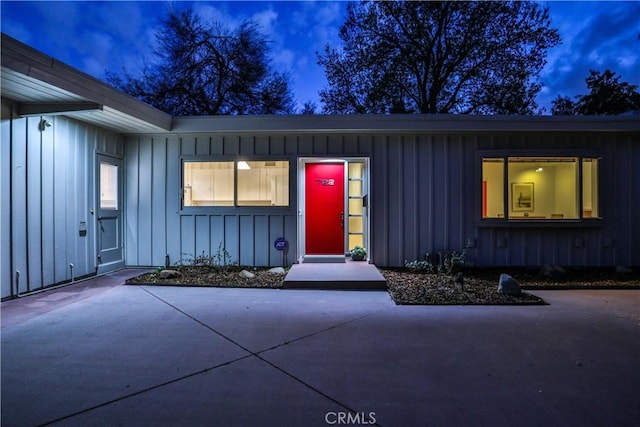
[237,161,289,206]
[482,157,599,220]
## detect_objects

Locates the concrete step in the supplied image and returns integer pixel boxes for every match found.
[283,262,387,290]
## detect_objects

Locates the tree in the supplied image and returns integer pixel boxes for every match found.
[551,69,640,115]
[107,9,295,116]
[318,0,560,114]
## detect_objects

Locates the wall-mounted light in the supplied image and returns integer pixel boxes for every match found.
[535,167,543,173]
[38,119,52,132]
[237,161,251,170]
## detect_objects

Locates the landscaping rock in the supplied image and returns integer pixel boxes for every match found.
[615,265,633,274]
[267,267,286,274]
[159,269,182,279]
[498,274,522,296]
[541,264,567,281]
[239,270,255,279]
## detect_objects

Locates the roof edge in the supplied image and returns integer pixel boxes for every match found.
[1,33,172,131]
[170,114,640,134]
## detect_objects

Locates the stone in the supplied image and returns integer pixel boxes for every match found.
[159,269,182,279]
[541,264,567,281]
[267,267,286,274]
[615,265,633,274]
[239,270,255,279]
[498,274,522,296]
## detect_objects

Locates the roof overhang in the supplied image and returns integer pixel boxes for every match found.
[1,33,171,133]
[171,113,640,135]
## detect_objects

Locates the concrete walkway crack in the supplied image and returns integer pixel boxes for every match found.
[139,287,384,426]
[40,287,383,426]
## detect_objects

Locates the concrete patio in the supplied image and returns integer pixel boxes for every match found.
[1,269,638,427]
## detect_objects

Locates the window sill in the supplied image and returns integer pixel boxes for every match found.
[475,219,604,228]
[180,206,295,215]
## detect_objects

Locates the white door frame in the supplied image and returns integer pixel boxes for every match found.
[297,157,370,263]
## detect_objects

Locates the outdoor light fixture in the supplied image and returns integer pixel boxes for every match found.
[38,119,52,131]
[237,161,251,170]
[535,167,543,172]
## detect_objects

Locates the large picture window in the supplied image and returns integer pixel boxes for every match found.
[183,160,289,207]
[482,157,600,220]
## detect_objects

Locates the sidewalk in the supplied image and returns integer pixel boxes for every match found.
[1,271,638,426]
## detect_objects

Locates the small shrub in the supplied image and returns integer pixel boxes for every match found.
[351,245,367,257]
[443,249,467,274]
[404,259,434,273]
[176,242,238,271]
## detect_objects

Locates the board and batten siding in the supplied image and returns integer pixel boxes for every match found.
[125,130,639,269]
[367,131,639,268]
[123,133,373,268]
[1,105,124,299]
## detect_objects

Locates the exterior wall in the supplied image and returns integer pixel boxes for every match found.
[0,100,124,299]
[123,133,373,268]
[125,129,639,270]
[373,131,640,267]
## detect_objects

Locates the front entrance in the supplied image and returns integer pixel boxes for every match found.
[305,163,345,255]
[299,158,369,262]
[96,154,124,274]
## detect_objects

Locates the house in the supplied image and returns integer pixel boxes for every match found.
[2,34,639,299]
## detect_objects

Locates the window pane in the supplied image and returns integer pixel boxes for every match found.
[507,157,578,219]
[482,158,504,218]
[100,162,118,209]
[184,162,234,206]
[348,162,363,179]
[582,158,599,218]
[237,161,289,206]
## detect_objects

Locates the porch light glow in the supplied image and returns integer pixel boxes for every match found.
[237,161,251,170]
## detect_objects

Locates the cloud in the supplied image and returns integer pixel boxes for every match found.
[538,1,640,110]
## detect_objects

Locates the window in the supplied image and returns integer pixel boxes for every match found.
[100,162,118,209]
[482,157,600,220]
[237,161,289,206]
[183,160,289,207]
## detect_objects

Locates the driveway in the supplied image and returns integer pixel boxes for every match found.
[1,270,638,426]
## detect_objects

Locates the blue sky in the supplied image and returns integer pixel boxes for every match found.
[2,1,639,113]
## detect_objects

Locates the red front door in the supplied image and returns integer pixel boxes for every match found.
[305,163,345,255]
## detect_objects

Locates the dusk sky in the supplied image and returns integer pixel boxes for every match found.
[2,1,639,113]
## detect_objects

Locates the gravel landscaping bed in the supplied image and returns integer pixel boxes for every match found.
[382,269,545,305]
[126,266,285,289]
[126,265,638,305]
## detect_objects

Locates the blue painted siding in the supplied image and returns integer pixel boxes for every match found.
[124,130,639,270]
[1,109,124,298]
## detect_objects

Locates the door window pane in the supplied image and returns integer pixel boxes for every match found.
[100,163,118,209]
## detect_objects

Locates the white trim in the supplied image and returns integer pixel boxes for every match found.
[297,157,370,263]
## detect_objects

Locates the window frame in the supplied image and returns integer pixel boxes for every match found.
[477,151,603,227]
[181,157,294,213]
